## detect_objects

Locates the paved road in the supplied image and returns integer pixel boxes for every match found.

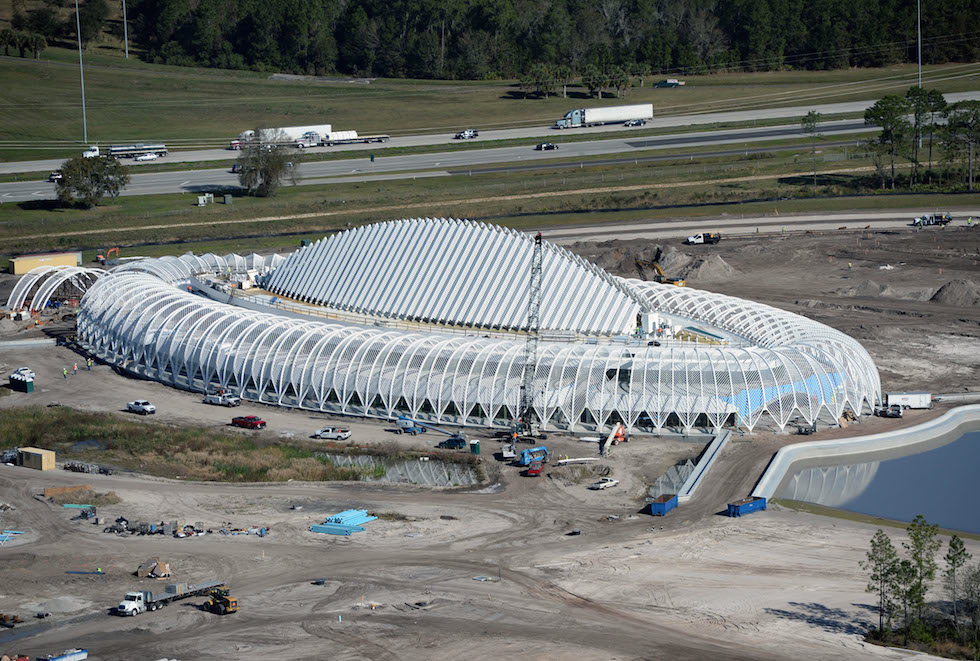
[541,209,980,244]
[6,90,980,178]
[0,121,874,203]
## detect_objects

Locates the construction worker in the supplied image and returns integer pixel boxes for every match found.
[73,362,78,375]
[848,262,852,271]
[87,358,92,370]
[63,367,68,380]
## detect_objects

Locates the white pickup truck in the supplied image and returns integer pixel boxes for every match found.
[203,393,241,407]
[588,477,620,490]
[126,400,156,415]
[313,426,352,440]
[685,232,721,245]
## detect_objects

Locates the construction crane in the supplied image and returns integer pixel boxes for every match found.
[635,259,685,287]
[517,232,543,437]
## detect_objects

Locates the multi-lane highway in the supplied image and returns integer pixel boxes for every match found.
[0,120,873,203]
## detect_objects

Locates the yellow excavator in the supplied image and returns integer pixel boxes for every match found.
[635,259,686,287]
[201,586,239,615]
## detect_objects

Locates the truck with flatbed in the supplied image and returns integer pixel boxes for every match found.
[231,124,332,149]
[203,392,240,407]
[654,79,686,88]
[115,580,224,616]
[554,104,653,129]
[107,143,168,159]
[295,130,390,148]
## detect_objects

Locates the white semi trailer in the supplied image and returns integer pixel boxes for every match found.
[230,124,332,149]
[554,104,653,129]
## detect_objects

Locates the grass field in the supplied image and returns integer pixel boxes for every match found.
[2,48,977,162]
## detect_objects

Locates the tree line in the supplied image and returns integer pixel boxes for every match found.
[13,0,976,80]
[7,0,109,52]
[863,89,980,191]
[861,516,980,656]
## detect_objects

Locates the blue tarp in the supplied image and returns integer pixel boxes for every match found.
[720,373,844,420]
[311,509,378,535]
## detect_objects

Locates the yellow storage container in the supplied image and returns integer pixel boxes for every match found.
[18,447,56,471]
[9,252,81,275]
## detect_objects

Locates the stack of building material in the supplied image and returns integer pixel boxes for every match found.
[310,509,378,536]
[136,557,172,578]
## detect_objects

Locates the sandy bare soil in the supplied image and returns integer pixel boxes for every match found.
[570,226,980,395]
[0,226,977,659]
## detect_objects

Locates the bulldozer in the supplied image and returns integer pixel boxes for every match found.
[201,586,239,615]
[635,259,685,287]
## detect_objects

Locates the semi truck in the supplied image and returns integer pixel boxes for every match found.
[295,130,390,148]
[115,580,224,616]
[230,124,333,149]
[554,104,653,129]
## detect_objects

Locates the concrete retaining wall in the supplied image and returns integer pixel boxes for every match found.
[752,404,980,500]
[677,430,731,503]
[0,338,56,350]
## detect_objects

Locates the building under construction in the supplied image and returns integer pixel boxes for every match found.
[17,218,880,432]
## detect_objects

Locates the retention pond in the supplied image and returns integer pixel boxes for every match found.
[777,429,980,534]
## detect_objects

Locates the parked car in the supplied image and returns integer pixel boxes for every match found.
[878,404,903,418]
[127,400,156,415]
[134,153,159,162]
[623,119,646,127]
[313,426,351,440]
[11,367,36,380]
[231,415,266,429]
[535,142,559,151]
[588,477,620,490]
[203,393,241,407]
[48,171,63,183]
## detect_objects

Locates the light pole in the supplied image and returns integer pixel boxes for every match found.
[122,0,129,58]
[917,0,922,87]
[74,0,88,144]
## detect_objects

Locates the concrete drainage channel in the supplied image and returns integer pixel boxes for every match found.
[318,453,480,487]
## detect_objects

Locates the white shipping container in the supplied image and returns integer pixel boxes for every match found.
[885,392,932,409]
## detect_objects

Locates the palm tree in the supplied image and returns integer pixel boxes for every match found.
[28,33,47,60]
[14,30,28,58]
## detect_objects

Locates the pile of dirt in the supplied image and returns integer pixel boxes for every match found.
[680,254,738,282]
[0,317,20,333]
[930,279,980,307]
[833,280,934,301]
[834,279,884,297]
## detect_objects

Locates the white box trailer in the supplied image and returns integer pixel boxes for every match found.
[885,392,932,409]
[554,104,653,129]
[232,124,332,148]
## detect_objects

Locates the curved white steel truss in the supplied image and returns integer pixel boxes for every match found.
[73,226,882,433]
[6,266,107,312]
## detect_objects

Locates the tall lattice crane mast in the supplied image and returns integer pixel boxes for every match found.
[518,232,543,436]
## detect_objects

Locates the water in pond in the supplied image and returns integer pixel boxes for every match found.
[778,430,980,534]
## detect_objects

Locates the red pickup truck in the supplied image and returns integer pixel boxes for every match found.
[231,415,266,429]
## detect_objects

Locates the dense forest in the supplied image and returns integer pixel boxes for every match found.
[10,0,980,79]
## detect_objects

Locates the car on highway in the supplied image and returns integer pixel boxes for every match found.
[127,400,156,415]
[312,426,351,440]
[134,153,159,162]
[48,171,63,183]
[588,477,620,490]
[535,142,559,151]
[454,129,479,139]
[231,415,266,429]
[231,163,241,173]
[623,119,646,127]
[11,367,36,380]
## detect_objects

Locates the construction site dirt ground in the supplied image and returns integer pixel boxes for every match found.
[0,224,977,660]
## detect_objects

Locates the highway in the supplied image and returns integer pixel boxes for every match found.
[3,90,979,177]
[0,120,873,203]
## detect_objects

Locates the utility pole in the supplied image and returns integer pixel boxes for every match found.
[122,0,129,58]
[74,0,88,144]
[518,232,543,436]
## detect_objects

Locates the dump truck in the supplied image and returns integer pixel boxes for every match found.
[201,586,239,615]
[115,580,224,616]
[553,104,653,129]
